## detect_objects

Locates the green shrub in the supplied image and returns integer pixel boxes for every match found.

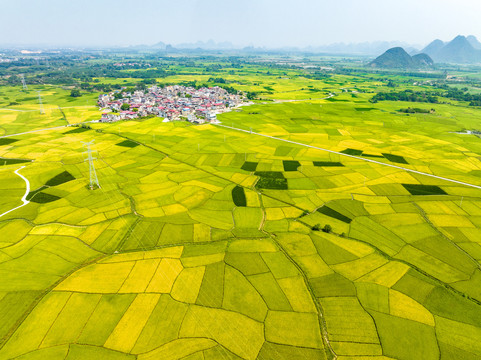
[322,224,332,233]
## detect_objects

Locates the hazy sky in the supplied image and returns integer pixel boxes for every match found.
[1,0,480,47]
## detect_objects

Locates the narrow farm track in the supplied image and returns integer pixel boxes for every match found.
[0,166,30,219]
[215,124,481,190]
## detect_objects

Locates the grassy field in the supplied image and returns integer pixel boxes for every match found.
[1,58,481,359]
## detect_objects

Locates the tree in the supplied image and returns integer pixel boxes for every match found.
[387,80,396,88]
[70,89,81,97]
[121,103,130,111]
[136,82,147,91]
[322,224,332,233]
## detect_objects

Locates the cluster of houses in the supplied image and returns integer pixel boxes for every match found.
[98,85,246,124]
[112,62,151,67]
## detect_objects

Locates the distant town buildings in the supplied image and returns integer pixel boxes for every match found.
[98,85,246,124]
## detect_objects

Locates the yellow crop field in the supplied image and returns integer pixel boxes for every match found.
[3,57,481,360]
[389,289,435,326]
[180,306,265,360]
[146,258,183,293]
[171,266,205,303]
[332,253,388,280]
[138,338,217,360]
[0,292,71,359]
[265,311,322,348]
[118,259,160,293]
[277,276,317,312]
[429,214,475,227]
[55,262,134,293]
[358,261,410,287]
[104,293,161,352]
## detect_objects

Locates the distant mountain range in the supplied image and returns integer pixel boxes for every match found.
[117,35,481,63]
[419,35,481,64]
[123,40,419,55]
[369,47,434,69]
[304,41,419,56]
[125,40,237,51]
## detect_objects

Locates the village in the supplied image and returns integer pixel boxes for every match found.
[98,85,246,124]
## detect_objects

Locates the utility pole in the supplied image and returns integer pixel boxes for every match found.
[37,91,45,114]
[82,140,100,189]
[20,74,28,90]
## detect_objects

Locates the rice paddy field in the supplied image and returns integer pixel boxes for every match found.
[1,58,481,359]
[0,85,101,136]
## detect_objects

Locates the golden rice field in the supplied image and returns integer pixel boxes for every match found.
[1,72,481,360]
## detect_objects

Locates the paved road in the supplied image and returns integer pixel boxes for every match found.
[216,124,481,190]
[0,166,30,219]
[0,120,100,138]
[0,125,68,138]
[0,105,97,112]
[273,93,335,103]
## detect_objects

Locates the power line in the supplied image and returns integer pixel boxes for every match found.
[82,140,100,189]
[37,91,45,115]
[20,74,28,90]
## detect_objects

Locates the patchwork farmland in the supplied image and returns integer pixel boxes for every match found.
[1,59,481,360]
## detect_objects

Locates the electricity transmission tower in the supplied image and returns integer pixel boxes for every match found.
[82,140,100,189]
[20,74,28,90]
[37,91,45,114]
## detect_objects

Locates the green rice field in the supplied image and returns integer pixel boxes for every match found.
[1,59,481,359]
